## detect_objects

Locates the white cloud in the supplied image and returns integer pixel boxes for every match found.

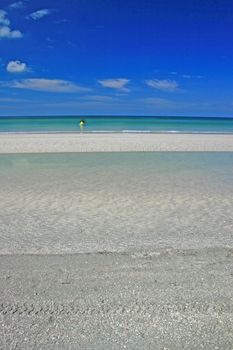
[6,60,27,73]
[9,1,24,9]
[0,10,10,25]
[182,74,191,79]
[0,26,23,38]
[0,10,23,39]
[98,78,130,92]
[145,79,179,92]
[4,78,91,93]
[27,9,51,20]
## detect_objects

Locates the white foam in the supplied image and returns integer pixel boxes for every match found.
[122,130,151,133]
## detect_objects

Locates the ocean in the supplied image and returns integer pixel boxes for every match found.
[0,116,233,133]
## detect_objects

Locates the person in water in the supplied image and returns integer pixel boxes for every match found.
[79,119,85,128]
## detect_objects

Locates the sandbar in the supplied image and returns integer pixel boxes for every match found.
[0,132,233,153]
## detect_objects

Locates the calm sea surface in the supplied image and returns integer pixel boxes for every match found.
[0,152,232,254]
[0,116,233,133]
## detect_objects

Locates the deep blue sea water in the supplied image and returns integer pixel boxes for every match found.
[0,116,233,133]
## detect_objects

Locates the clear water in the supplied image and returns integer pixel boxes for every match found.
[0,152,232,254]
[0,116,233,133]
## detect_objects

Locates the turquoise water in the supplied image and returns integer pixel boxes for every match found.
[0,116,233,133]
[0,152,233,254]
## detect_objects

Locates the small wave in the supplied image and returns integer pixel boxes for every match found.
[167,130,180,133]
[1,130,233,135]
[122,130,151,133]
[90,130,115,133]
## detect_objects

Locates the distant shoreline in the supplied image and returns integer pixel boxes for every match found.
[1,130,233,135]
[0,132,233,153]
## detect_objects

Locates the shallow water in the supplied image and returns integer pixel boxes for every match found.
[0,152,233,254]
[1,116,233,133]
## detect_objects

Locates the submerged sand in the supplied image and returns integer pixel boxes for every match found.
[0,132,233,153]
[1,152,233,255]
[0,146,233,348]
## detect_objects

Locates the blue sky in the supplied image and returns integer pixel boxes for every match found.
[0,0,233,117]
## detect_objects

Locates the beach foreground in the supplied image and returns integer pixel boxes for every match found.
[1,249,233,349]
[0,152,233,348]
[0,132,233,153]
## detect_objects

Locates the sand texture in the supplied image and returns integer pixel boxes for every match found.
[0,132,233,153]
[1,249,233,349]
[1,152,233,349]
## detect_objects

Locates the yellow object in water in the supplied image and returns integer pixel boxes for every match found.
[79,120,85,127]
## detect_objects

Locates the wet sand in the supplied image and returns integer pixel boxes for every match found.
[0,132,233,153]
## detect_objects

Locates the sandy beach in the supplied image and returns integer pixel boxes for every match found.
[0,132,233,153]
[1,249,233,349]
[0,149,233,349]
[1,0,233,345]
